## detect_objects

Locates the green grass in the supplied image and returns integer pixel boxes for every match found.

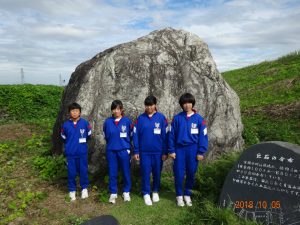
[222,51,300,109]
[0,84,63,122]
[242,115,300,146]
[222,51,300,146]
[108,191,190,225]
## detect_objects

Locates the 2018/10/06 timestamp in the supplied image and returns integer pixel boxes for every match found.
[235,200,281,209]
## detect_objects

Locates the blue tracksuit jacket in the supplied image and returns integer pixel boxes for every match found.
[103,116,132,151]
[61,118,92,157]
[133,112,168,155]
[168,111,208,155]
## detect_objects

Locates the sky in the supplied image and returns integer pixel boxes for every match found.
[0,0,299,85]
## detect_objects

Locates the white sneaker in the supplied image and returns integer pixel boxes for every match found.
[176,196,185,207]
[184,195,192,206]
[143,194,153,206]
[69,191,76,201]
[152,192,159,202]
[122,192,131,202]
[81,189,88,199]
[109,194,118,204]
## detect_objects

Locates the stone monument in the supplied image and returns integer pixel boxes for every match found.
[219,141,300,225]
[52,27,244,173]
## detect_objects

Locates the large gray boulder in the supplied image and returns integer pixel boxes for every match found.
[52,27,244,174]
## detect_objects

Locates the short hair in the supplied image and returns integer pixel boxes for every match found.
[144,95,157,106]
[179,93,195,109]
[68,102,81,112]
[111,100,123,111]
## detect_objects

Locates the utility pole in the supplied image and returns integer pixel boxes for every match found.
[59,74,66,86]
[21,68,24,84]
[59,74,62,86]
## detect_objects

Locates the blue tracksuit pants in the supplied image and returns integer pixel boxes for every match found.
[67,154,89,192]
[173,144,198,196]
[140,153,162,195]
[106,150,131,194]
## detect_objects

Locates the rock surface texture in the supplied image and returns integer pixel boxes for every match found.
[52,28,244,173]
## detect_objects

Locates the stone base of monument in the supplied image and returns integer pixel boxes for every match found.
[219,141,300,225]
[80,215,120,225]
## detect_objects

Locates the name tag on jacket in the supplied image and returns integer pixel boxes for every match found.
[79,138,86,143]
[191,128,199,134]
[120,132,127,138]
[154,128,161,134]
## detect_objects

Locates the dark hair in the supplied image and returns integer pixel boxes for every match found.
[111,100,123,111]
[179,93,195,109]
[144,95,157,106]
[68,102,82,112]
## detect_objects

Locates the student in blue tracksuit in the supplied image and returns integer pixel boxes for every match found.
[133,95,168,206]
[103,100,132,204]
[61,102,92,201]
[168,93,208,207]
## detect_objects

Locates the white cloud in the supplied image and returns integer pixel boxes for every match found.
[178,0,300,71]
[0,0,299,84]
[34,24,97,39]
